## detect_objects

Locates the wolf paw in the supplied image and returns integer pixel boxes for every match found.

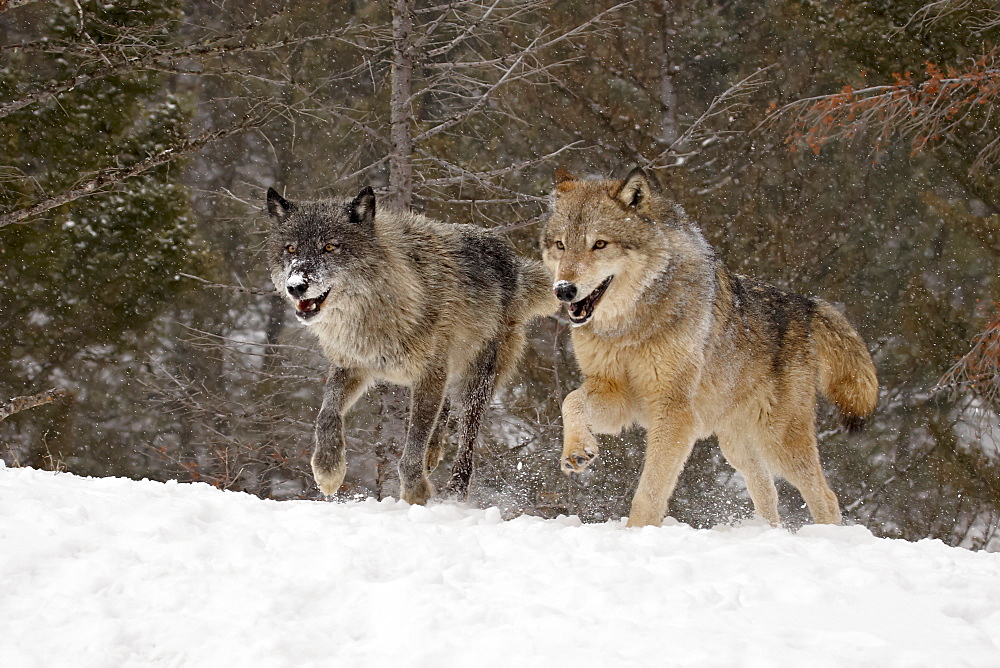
[441,473,470,501]
[625,512,663,528]
[401,475,434,506]
[560,441,599,474]
[626,494,665,528]
[311,454,346,497]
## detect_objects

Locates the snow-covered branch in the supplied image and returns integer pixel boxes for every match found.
[0,388,68,422]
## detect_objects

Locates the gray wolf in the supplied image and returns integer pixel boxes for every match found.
[541,168,878,528]
[265,186,555,504]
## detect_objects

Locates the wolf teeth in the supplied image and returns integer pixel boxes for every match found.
[295,289,331,315]
[567,276,612,324]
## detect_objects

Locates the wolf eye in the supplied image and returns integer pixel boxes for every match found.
[285,244,296,254]
[324,243,339,252]
[593,240,607,250]
[554,240,565,250]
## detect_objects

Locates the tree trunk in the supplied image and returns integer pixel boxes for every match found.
[658,0,678,147]
[389,0,415,210]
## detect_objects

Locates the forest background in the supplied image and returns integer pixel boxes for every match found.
[2,0,998,549]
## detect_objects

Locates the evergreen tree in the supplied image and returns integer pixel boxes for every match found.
[0,0,205,473]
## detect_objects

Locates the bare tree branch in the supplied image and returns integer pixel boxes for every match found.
[937,308,1000,410]
[412,36,539,144]
[0,109,274,228]
[0,25,360,122]
[414,141,581,193]
[421,0,504,57]
[0,0,42,15]
[423,0,635,72]
[178,273,278,297]
[647,66,773,167]
[415,151,545,203]
[904,0,999,33]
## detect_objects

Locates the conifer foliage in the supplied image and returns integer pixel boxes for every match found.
[0,0,203,469]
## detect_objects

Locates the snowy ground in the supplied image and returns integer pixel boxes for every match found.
[3,464,1000,667]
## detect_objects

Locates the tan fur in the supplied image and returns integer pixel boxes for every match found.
[542,169,878,528]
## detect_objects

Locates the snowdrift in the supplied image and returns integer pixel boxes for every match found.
[2,464,999,666]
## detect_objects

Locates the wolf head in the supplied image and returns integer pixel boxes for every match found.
[542,167,681,328]
[265,186,380,324]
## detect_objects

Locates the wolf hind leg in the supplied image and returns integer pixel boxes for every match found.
[717,432,780,525]
[312,367,370,496]
[444,340,501,500]
[768,422,842,525]
[425,398,451,472]
[398,367,449,505]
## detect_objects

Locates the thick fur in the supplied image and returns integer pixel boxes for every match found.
[542,169,878,528]
[266,186,555,504]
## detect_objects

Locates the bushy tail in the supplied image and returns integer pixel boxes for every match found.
[517,257,560,321]
[813,301,879,431]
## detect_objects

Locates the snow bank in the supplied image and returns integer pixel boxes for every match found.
[2,465,999,666]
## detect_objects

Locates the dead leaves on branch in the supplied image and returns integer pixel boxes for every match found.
[938,307,1000,410]
[772,52,1000,173]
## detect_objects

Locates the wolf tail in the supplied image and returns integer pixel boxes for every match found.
[518,257,560,320]
[812,301,879,432]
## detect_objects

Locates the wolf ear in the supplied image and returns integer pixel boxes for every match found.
[351,186,376,226]
[554,168,575,185]
[614,167,659,209]
[266,187,295,220]
[553,168,577,198]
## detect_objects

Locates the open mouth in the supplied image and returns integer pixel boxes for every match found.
[295,288,330,321]
[568,276,613,326]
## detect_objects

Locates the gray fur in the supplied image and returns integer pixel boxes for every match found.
[264,186,556,503]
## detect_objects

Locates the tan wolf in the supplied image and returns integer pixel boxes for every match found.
[266,186,555,504]
[541,168,878,528]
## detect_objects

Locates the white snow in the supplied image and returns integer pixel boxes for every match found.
[3,465,1000,667]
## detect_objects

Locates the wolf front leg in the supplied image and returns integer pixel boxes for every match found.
[312,367,370,497]
[626,405,697,528]
[560,377,633,473]
[398,367,448,505]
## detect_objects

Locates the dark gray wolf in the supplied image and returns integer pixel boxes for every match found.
[541,168,878,527]
[266,186,555,504]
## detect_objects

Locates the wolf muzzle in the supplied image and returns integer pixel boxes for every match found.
[284,271,330,321]
[286,271,309,298]
[554,281,577,303]
[559,276,614,326]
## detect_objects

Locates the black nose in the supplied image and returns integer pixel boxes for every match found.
[554,282,577,303]
[287,282,308,299]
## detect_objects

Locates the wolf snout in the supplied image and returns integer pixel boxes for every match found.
[554,281,577,303]
[287,281,309,298]
[286,272,309,298]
